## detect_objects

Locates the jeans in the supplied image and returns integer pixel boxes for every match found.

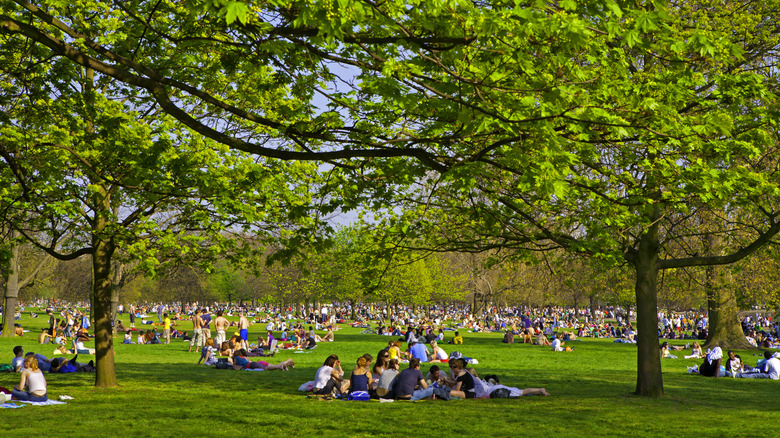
[411,387,434,401]
[738,372,772,379]
[12,389,48,402]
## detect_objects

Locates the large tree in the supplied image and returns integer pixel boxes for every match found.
[4,0,780,397]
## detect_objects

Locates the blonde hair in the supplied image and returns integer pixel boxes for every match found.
[206,338,214,347]
[25,355,40,372]
[356,356,368,369]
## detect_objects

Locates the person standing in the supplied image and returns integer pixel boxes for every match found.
[201,308,212,341]
[162,313,172,345]
[238,311,250,351]
[214,310,229,347]
[188,309,203,353]
[129,304,136,328]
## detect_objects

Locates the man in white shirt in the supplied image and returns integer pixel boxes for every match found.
[739,351,780,380]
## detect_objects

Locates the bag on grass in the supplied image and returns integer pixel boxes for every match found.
[347,391,370,401]
[215,359,232,370]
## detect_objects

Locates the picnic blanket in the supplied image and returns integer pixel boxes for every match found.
[1,400,67,408]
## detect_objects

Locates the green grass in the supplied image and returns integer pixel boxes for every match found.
[2,310,778,437]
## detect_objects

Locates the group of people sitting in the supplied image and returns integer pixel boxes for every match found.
[308,350,550,400]
[4,345,96,402]
[695,347,780,379]
[194,336,295,371]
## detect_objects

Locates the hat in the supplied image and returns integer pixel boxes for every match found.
[449,351,463,360]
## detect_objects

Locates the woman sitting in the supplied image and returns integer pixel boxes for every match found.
[313,355,349,396]
[430,341,448,362]
[684,342,704,359]
[372,350,390,384]
[348,356,373,396]
[445,357,476,399]
[12,356,47,402]
[660,342,677,359]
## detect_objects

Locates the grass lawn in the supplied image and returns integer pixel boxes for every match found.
[2,310,778,437]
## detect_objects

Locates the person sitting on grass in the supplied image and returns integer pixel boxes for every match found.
[12,355,47,402]
[321,326,335,342]
[445,357,475,399]
[738,351,779,379]
[395,358,433,401]
[372,350,390,383]
[698,347,725,377]
[232,349,294,371]
[375,359,400,399]
[449,331,463,345]
[198,338,217,365]
[123,331,134,344]
[535,332,551,346]
[429,341,448,362]
[684,342,704,359]
[725,350,743,377]
[551,334,565,352]
[348,355,374,396]
[313,355,349,396]
[660,342,677,359]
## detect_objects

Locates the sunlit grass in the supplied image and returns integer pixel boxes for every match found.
[2,310,778,437]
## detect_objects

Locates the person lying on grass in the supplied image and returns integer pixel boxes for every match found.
[232,349,294,371]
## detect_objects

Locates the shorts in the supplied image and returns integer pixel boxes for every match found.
[163,329,171,338]
[240,329,249,341]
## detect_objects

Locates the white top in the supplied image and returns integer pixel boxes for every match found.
[26,370,47,394]
[766,357,780,380]
[551,339,563,352]
[314,365,334,389]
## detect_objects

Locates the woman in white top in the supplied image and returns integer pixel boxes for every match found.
[430,341,448,362]
[13,355,48,402]
[312,355,348,396]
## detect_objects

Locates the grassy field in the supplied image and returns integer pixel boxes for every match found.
[2,310,778,437]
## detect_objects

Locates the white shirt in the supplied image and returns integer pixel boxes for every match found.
[765,357,780,380]
[551,339,563,352]
[314,365,335,389]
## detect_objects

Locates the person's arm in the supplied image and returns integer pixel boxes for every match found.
[713,358,722,378]
[418,378,428,389]
[16,369,29,390]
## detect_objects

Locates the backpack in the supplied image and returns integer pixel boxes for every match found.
[215,359,232,370]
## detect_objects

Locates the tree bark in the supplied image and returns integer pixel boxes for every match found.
[633,226,664,397]
[702,233,753,350]
[704,264,753,349]
[1,242,20,338]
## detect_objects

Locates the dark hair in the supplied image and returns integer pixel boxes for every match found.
[409,358,421,369]
[448,357,466,369]
[765,350,774,359]
[429,365,440,374]
[324,354,339,367]
[362,353,373,363]
[13,346,23,355]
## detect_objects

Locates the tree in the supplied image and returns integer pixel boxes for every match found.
[4,0,780,397]
[0,49,319,387]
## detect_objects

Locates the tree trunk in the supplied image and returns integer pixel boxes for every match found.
[92,236,118,388]
[702,233,752,349]
[633,227,664,397]
[704,264,752,349]
[1,243,20,338]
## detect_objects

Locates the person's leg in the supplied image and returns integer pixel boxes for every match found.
[11,388,32,401]
[521,388,550,396]
[738,373,770,379]
[313,378,339,395]
[411,387,435,401]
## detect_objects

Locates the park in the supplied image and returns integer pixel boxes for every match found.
[2,0,780,435]
[1,305,778,436]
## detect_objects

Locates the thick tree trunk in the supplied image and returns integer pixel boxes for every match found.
[1,243,20,338]
[704,264,752,349]
[633,229,664,397]
[93,238,118,388]
[702,233,752,350]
